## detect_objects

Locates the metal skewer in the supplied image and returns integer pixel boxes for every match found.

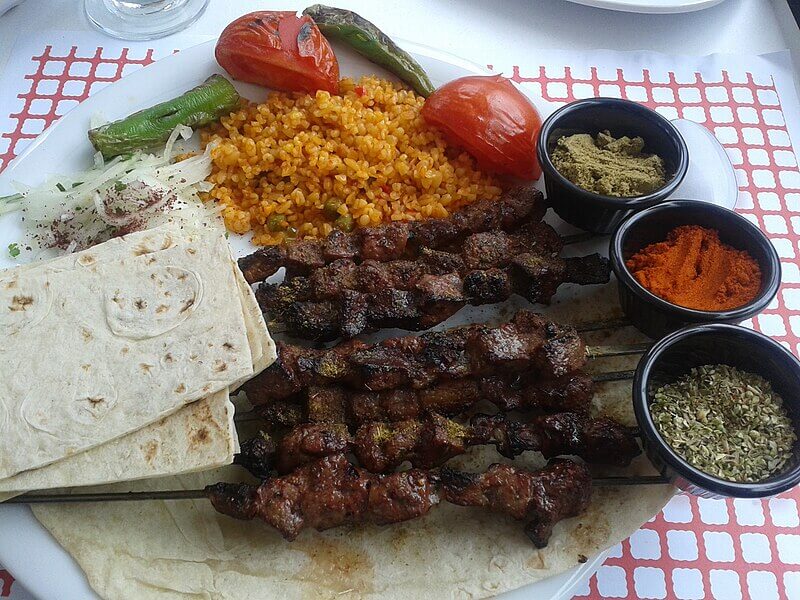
[575,317,632,332]
[236,316,647,424]
[591,369,636,383]
[5,490,210,504]
[561,232,597,245]
[4,475,671,504]
[586,343,651,359]
[267,316,635,338]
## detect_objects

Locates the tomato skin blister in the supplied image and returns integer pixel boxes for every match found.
[422,75,542,180]
[216,11,340,95]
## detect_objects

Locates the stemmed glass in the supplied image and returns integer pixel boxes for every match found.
[84,0,209,40]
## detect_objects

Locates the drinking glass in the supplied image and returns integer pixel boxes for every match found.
[84,0,209,40]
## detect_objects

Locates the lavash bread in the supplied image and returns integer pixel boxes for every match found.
[0,224,274,497]
[30,451,673,599]
[17,228,671,599]
[0,390,236,495]
[0,226,255,478]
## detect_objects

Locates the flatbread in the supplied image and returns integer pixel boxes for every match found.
[0,224,274,496]
[29,252,672,599]
[31,369,674,600]
[0,391,236,495]
[232,262,276,378]
[30,453,673,600]
[0,227,254,478]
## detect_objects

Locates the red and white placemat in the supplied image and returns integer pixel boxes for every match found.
[1,33,800,600]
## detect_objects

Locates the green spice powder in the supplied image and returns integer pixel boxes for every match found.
[650,365,796,483]
[551,130,667,197]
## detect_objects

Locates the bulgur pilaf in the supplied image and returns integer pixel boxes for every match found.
[201,76,502,245]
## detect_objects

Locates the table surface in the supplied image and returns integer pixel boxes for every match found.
[1,1,800,600]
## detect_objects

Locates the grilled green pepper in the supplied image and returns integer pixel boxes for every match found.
[303,5,435,97]
[88,74,240,159]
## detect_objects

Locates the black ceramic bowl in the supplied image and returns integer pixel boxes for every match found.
[537,98,688,233]
[633,324,800,498]
[610,200,781,339]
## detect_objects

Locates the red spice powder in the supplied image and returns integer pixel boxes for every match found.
[625,225,762,311]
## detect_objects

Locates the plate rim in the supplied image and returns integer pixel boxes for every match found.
[0,37,609,600]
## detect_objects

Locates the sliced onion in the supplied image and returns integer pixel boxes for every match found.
[6,125,217,261]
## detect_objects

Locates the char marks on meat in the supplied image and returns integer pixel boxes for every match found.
[251,372,595,429]
[207,453,591,548]
[207,454,437,540]
[238,187,546,284]
[440,458,592,548]
[237,411,639,476]
[256,221,610,341]
[241,312,587,402]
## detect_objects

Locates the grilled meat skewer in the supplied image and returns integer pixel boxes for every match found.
[252,372,595,429]
[241,311,586,401]
[236,412,640,477]
[303,222,567,294]
[263,222,568,302]
[238,186,546,284]
[440,458,592,548]
[258,249,610,341]
[208,453,592,547]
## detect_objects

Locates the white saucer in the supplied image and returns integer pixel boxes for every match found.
[668,118,739,209]
[565,0,727,14]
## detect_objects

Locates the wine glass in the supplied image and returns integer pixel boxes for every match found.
[84,0,209,40]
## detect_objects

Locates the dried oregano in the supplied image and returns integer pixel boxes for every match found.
[650,365,797,483]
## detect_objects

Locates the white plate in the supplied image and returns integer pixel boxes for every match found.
[0,0,26,17]
[565,0,727,13]
[0,39,608,600]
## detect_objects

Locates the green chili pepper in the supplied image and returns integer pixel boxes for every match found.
[88,74,240,159]
[267,214,287,232]
[323,197,343,220]
[303,5,435,97]
[334,214,354,232]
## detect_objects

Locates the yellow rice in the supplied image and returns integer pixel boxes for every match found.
[201,76,502,245]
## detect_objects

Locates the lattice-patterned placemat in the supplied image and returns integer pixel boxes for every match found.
[1,42,799,600]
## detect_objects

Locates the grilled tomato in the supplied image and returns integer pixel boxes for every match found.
[422,75,542,180]
[216,11,339,95]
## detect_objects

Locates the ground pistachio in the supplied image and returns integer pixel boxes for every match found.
[650,364,796,483]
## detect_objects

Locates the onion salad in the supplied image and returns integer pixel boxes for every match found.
[0,125,222,262]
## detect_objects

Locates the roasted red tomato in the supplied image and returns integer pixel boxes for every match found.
[216,11,339,95]
[421,75,542,180]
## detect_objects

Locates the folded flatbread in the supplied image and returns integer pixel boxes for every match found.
[0,226,255,478]
[0,390,236,495]
[0,225,274,496]
[8,224,274,376]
